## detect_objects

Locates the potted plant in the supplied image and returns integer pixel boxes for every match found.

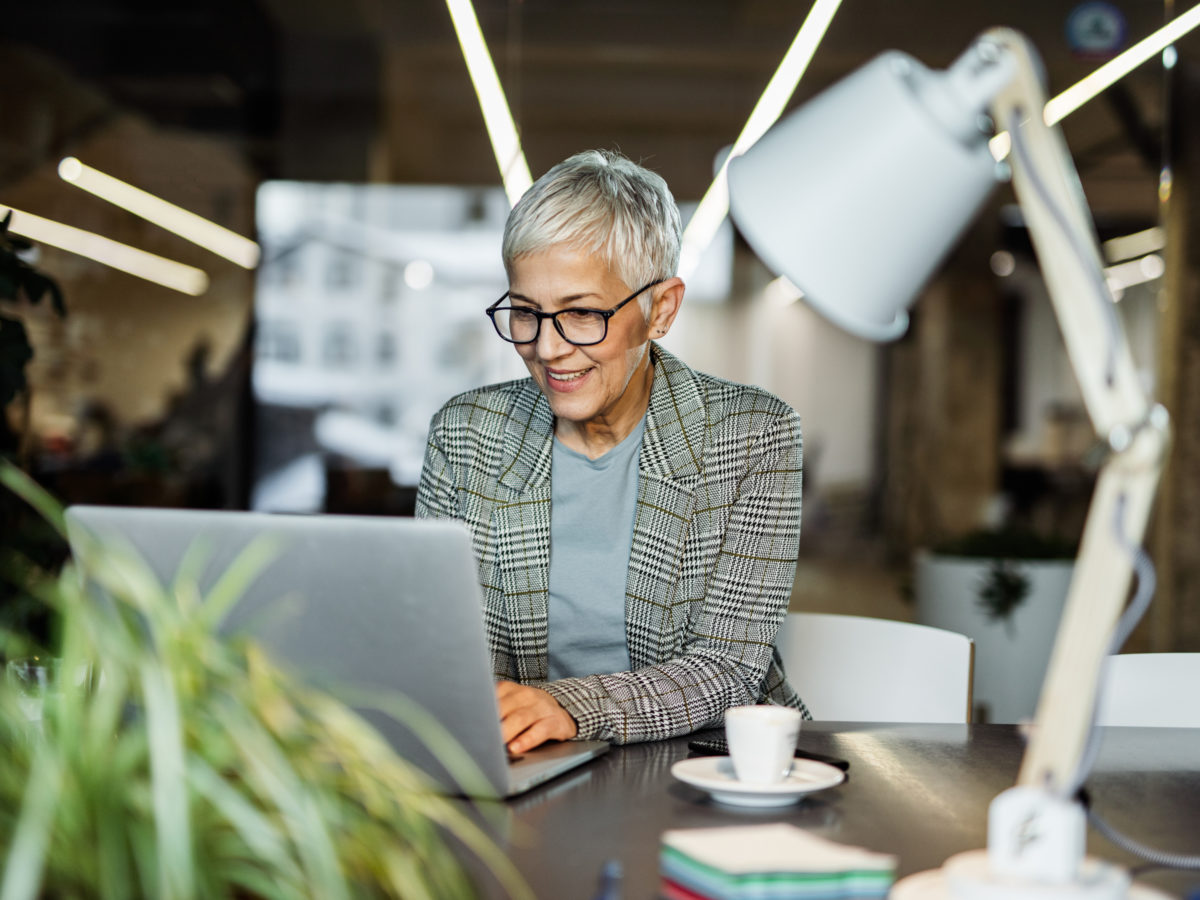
[914,528,1077,724]
[0,461,530,899]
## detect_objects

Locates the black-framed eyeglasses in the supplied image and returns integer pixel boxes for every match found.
[486,279,665,346]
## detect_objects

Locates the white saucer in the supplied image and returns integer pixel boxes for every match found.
[671,756,845,808]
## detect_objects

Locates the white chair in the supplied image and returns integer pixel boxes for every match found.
[775,612,974,723]
[1095,653,1200,727]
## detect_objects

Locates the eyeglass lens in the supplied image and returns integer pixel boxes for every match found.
[494,307,609,345]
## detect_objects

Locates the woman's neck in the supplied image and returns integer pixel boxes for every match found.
[554,359,654,459]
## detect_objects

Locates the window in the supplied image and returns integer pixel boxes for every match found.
[322,324,357,367]
[380,265,401,303]
[377,331,397,367]
[326,249,357,290]
[257,319,302,362]
[267,250,301,288]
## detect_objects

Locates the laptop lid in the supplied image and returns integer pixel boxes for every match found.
[63,506,606,797]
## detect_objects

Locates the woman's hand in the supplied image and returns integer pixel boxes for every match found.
[495,681,578,753]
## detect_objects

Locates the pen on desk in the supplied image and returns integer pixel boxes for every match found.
[591,858,622,900]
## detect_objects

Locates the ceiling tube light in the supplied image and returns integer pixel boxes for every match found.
[1,204,210,296]
[679,0,844,279]
[1102,225,1165,263]
[1043,1,1200,125]
[57,157,260,269]
[444,0,533,207]
[990,1,1200,159]
[1104,253,1165,293]
[765,275,805,308]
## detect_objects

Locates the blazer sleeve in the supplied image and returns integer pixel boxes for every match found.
[540,407,802,743]
[414,409,458,521]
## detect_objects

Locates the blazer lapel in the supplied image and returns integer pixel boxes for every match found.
[627,346,706,669]
[493,381,554,682]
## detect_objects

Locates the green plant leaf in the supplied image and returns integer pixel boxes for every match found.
[140,661,194,900]
[197,533,285,632]
[0,746,64,900]
[186,758,303,889]
[0,461,66,539]
[976,559,1031,626]
[218,700,351,900]
[333,687,498,801]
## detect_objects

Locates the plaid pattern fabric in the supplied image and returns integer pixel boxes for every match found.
[416,344,809,743]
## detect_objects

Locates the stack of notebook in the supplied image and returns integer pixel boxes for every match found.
[659,823,896,899]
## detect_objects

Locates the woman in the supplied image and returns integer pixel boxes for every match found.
[416,149,807,755]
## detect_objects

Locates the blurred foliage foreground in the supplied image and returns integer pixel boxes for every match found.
[0,461,529,900]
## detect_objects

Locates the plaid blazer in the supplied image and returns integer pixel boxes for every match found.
[416,344,809,743]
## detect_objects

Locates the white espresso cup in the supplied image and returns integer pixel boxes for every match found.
[724,704,803,784]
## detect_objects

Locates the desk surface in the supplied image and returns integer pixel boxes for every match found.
[485,723,1200,899]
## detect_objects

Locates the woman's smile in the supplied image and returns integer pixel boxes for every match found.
[545,366,594,391]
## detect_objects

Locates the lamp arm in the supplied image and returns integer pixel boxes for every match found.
[981,29,1171,795]
[1019,434,1165,793]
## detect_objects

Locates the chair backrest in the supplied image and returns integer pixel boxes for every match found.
[1096,653,1200,728]
[776,612,974,723]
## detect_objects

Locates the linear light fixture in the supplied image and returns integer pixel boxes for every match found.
[1044,1,1200,124]
[1102,225,1165,263]
[990,1,1200,159]
[1105,252,1165,296]
[679,0,845,279]
[765,275,805,308]
[57,157,260,269]
[444,0,533,207]
[1,204,210,296]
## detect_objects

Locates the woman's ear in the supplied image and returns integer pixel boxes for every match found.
[648,277,685,339]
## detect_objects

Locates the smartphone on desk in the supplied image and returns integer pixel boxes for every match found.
[686,732,850,772]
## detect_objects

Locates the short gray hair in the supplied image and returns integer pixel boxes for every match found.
[502,150,682,295]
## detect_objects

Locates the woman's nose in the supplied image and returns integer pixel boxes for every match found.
[535,317,572,359]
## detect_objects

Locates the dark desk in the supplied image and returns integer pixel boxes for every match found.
[488,723,1200,899]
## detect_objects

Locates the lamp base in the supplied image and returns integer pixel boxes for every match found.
[891,850,1173,900]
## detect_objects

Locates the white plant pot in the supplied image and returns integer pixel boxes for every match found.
[914,552,1074,724]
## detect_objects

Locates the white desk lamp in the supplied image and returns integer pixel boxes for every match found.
[729,28,1171,900]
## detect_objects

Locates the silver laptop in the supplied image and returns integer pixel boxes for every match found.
[63,505,608,798]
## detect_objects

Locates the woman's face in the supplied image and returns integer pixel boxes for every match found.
[507,245,677,440]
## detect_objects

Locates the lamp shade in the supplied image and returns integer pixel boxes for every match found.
[728,44,1010,341]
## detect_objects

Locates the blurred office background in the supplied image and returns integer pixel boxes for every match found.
[4,0,1199,668]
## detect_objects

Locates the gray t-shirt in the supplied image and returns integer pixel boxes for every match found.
[547,416,646,680]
